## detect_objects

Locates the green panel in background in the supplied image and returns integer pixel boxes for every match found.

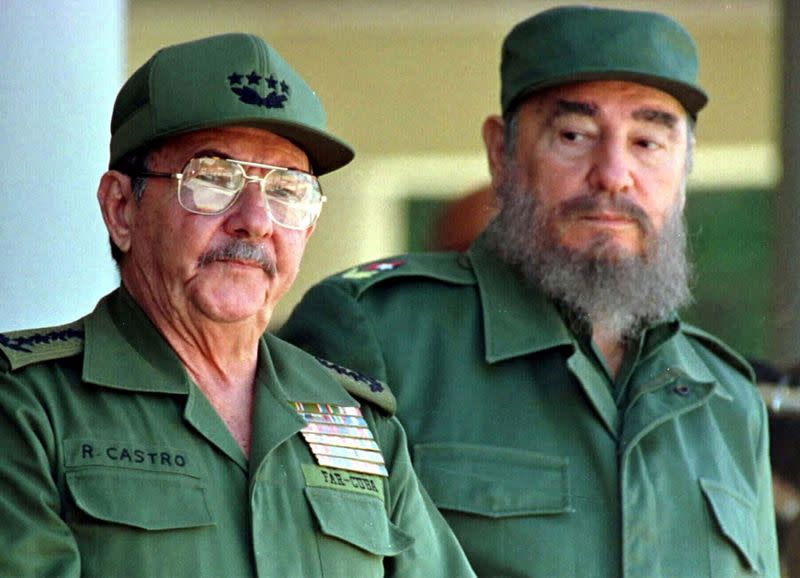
[407,188,775,362]
[682,188,775,361]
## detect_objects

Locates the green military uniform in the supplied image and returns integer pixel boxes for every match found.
[280,234,781,577]
[0,288,474,578]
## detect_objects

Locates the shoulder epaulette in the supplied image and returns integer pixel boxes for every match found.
[315,357,396,415]
[0,320,85,372]
[334,252,475,296]
[682,323,755,382]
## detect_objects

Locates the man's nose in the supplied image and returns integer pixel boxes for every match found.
[223,182,274,238]
[588,137,634,195]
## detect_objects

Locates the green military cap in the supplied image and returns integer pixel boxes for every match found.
[110,33,353,175]
[501,5,708,118]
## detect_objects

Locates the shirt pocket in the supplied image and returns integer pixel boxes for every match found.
[65,469,219,577]
[66,468,214,530]
[305,486,413,578]
[700,478,762,576]
[413,442,571,517]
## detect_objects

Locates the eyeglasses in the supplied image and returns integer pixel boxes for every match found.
[137,157,326,230]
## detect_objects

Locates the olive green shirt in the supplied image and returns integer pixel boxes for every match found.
[280,235,780,577]
[0,288,474,578]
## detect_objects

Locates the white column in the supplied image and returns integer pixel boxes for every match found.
[0,0,126,331]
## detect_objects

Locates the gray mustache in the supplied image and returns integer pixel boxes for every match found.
[198,241,276,275]
[557,193,653,234]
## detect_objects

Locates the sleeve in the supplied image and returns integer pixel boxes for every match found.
[0,372,81,577]
[279,281,389,383]
[374,413,475,577]
[754,398,781,577]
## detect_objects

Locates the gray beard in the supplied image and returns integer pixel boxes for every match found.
[485,172,692,340]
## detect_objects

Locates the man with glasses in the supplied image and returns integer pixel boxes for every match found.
[0,33,473,577]
[280,6,780,577]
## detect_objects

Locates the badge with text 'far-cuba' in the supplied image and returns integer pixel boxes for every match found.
[293,402,388,477]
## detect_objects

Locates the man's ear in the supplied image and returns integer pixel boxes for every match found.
[482,115,509,189]
[97,171,136,255]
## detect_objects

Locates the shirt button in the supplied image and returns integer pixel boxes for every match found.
[674,384,691,396]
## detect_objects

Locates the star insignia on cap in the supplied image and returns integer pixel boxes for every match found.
[228,71,290,110]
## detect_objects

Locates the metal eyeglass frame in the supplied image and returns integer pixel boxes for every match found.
[136,157,326,230]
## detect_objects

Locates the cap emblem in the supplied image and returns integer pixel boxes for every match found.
[228,70,291,109]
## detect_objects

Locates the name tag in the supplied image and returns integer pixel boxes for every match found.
[302,464,384,500]
[63,438,201,477]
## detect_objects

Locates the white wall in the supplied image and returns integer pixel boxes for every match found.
[0,1,126,331]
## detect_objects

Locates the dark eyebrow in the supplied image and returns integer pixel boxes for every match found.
[553,99,598,118]
[632,108,678,129]
[551,99,678,131]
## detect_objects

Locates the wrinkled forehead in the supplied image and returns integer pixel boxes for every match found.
[522,80,689,129]
[148,126,312,172]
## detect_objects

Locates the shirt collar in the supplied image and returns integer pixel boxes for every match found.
[248,334,360,469]
[82,287,191,394]
[467,234,689,366]
[467,234,574,363]
[82,288,363,406]
[259,333,360,408]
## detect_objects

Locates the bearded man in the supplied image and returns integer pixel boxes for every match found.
[279,6,780,577]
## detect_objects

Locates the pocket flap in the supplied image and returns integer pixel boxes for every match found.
[413,443,570,518]
[305,486,413,555]
[700,478,760,572]
[66,469,214,530]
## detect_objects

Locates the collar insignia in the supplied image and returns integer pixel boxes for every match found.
[342,259,407,280]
